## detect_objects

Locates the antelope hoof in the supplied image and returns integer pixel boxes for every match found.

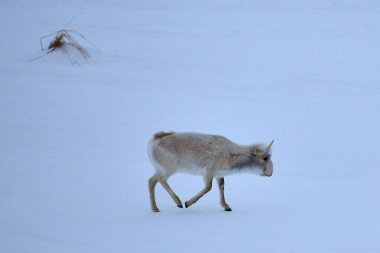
[177,204,183,208]
[225,207,232,212]
[185,201,190,208]
[152,208,160,213]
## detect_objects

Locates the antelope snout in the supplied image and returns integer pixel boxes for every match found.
[262,172,272,177]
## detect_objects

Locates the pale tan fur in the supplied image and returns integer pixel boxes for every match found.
[147,132,274,212]
[153,131,174,140]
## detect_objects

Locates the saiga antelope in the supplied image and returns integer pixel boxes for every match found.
[147,132,274,212]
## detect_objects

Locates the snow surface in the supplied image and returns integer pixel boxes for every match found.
[1,0,380,252]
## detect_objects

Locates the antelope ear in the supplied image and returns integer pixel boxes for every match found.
[266,140,274,151]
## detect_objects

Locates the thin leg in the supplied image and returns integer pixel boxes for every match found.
[158,178,183,208]
[217,178,232,211]
[148,173,160,212]
[185,177,213,208]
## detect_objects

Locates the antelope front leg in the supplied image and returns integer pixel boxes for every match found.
[185,177,213,208]
[217,177,232,211]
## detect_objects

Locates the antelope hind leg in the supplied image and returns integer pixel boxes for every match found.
[148,174,160,212]
[158,177,183,208]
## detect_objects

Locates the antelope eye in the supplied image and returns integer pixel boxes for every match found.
[263,156,268,161]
